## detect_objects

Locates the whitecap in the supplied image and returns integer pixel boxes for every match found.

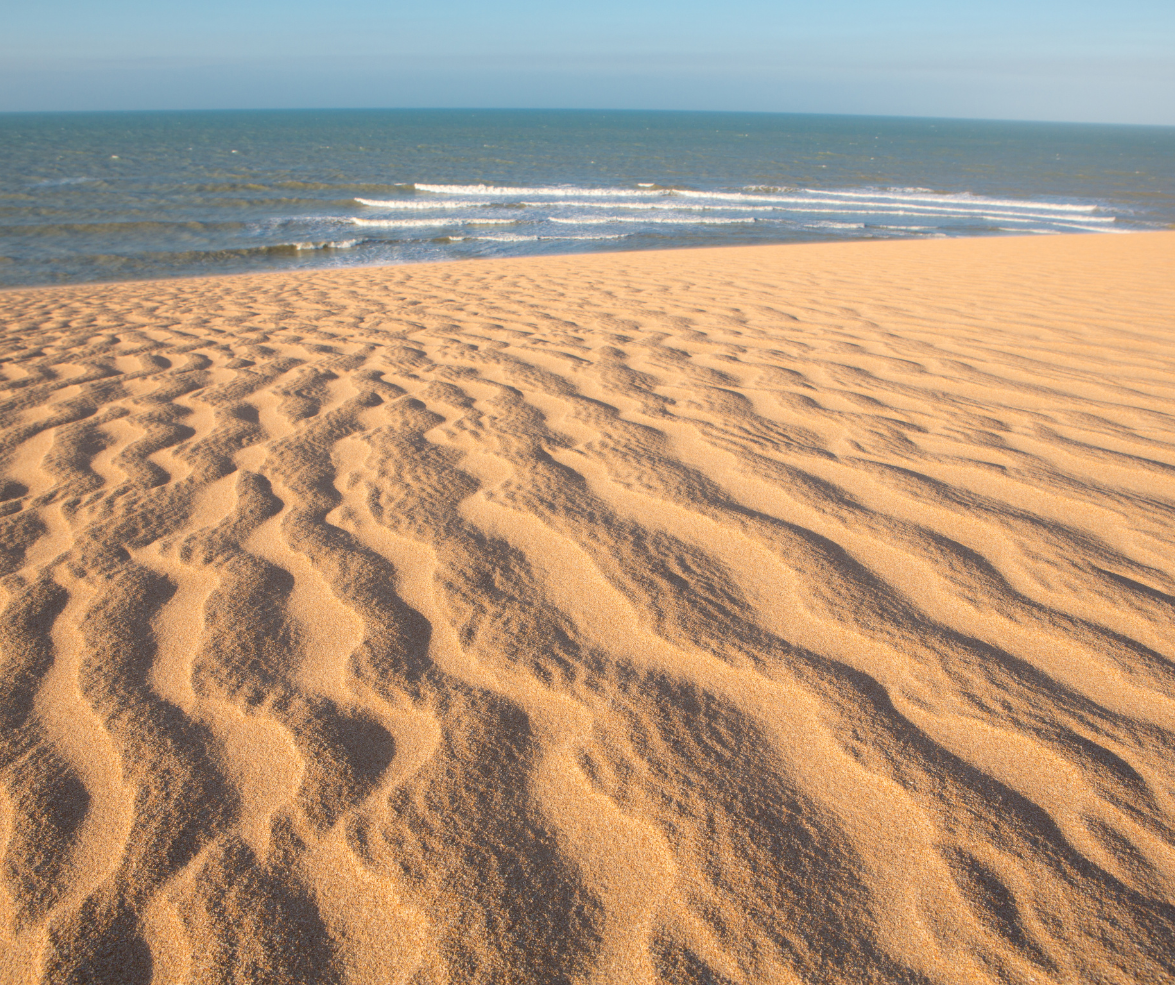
[415,182,664,198]
[804,187,1100,213]
[548,216,755,226]
[350,217,515,228]
[355,197,491,209]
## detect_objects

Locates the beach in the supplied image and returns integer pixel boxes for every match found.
[1,230,1174,984]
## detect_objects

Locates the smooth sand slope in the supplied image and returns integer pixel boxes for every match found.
[1,232,1174,985]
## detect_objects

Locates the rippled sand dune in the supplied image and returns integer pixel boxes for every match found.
[1,232,1174,985]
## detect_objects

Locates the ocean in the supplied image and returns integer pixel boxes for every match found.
[2,109,1172,287]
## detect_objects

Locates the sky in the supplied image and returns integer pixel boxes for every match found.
[1,0,1172,124]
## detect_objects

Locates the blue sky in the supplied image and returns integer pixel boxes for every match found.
[2,0,1172,123]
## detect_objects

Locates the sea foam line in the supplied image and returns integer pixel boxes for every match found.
[743,185,1101,213]
[798,187,1101,212]
[355,197,492,209]
[549,216,755,226]
[523,200,766,212]
[473,233,629,242]
[411,181,1103,217]
[522,199,1115,223]
[291,239,361,250]
[415,183,661,198]
[350,217,516,228]
[678,189,1105,216]
[544,211,1104,227]
[772,201,1113,221]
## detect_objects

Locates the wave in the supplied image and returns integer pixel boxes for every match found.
[742,184,1101,213]
[10,165,1130,288]
[210,239,366,256]
[802,187,1101,213]
[408,183,1104,219]
[676,190,1112,220]
[662,206,1112,224]
[289,239,360,251]
[30,177,98,188]
[977,214,1114,226]
[472,233,629,242]
[415,183,664,199]
[37,240,375,270]
[549,216,756,226]
[515,199,1115,224]
[1006,224,1131,234]
[350,217,516,228]
[524,201,767,213]
[801,203,1113,222]
[355,198,492,209]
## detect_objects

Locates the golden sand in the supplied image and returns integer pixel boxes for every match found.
[1,232,1173,984]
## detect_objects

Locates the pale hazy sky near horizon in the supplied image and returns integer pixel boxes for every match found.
[2,0,1172,124]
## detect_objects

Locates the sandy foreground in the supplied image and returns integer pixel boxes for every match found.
[0,232,1173,984]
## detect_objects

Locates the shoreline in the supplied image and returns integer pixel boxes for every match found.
[3,228,1172,297]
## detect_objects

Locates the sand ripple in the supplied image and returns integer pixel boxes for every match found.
[0,233,1173,984]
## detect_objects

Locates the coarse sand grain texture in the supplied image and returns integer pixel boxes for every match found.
[0,232,1174,985]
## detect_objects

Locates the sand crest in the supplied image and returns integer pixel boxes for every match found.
[1,232,1173,984]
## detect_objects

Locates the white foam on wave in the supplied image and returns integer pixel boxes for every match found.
[745,184,1100,213]
[525,200,764,213]
[416,183,662,199]
[997,225,1129,235]
[549,216,755,226]
[291,239,360,251]
[473,233,629,242]
[680,189,1112,220]
[544,233,629,240]
[736,204,1113,223]
[823,203,1111,222]
[355,197,492,209]
[350,183,1118,243]
[675,188,800,204]
[350,217,516,228]
[520,198,1114,225]
[1048,219,1122,231]
[973,213,1115,226]
[800,187,1100,213]
[404,182,1109,225]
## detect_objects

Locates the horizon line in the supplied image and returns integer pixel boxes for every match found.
[3,106,1173,130]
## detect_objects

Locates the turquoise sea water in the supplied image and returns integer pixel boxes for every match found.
[2,109,1173,287]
